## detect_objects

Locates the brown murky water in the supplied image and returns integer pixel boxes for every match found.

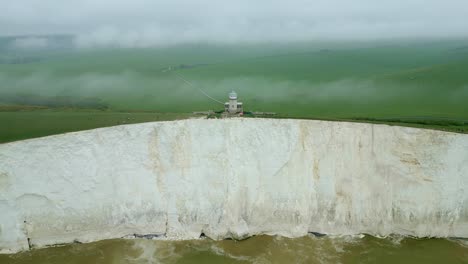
[1,235,467,264]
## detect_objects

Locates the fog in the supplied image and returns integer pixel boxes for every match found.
[0,70,465,115]
[0,1,467,119]
[1,0,468,47]
[11,37,49,49]
[0,71,379,103]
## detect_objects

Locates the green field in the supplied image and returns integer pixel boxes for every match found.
[1,38,468,143]
[0,110,192,143]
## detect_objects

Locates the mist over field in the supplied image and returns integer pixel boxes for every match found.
[0,71,387,107]
[1,43,467,120]
[1,70,466,106]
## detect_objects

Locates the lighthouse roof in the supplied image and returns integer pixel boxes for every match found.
[229,91,237,99]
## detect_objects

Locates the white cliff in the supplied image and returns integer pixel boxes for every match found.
[0,118,467,253]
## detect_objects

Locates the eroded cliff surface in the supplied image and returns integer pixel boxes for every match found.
[0,119,467,253]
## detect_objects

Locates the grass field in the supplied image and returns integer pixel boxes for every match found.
[1,38,467,142]
[0,110,192,143]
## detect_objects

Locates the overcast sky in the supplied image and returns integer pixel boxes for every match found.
[2,0,468,47]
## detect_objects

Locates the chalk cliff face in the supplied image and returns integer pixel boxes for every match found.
[0,119,467,253]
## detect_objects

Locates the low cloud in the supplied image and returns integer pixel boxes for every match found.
[1,71,465,112]
[2,0,468,47]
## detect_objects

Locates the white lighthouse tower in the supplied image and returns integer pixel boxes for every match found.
[224,91,243,114]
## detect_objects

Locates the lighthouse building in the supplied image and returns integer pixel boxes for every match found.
[224,91,243,114]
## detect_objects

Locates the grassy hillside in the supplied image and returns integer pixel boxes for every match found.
[1,39,467,142]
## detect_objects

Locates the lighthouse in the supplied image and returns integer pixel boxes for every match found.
[224,91,243,114]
